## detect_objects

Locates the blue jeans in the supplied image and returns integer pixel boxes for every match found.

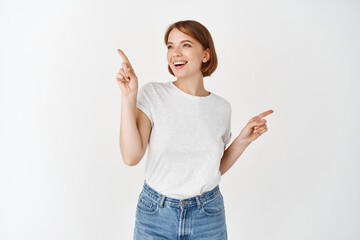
[133,180,228,240]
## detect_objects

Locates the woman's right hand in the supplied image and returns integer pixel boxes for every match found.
[116,49,138,96]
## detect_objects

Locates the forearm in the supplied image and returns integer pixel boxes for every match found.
[120,92,142,165]
[219,138,250,176]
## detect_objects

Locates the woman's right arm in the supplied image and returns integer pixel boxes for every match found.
[117,49,144,166]
[120,93,144,165]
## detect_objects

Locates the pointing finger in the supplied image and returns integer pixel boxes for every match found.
[257,110,274,119]
[117,49,133,68]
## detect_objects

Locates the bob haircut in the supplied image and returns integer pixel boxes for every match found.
[164,20,218,77]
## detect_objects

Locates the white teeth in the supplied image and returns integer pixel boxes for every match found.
[174,61,187,66]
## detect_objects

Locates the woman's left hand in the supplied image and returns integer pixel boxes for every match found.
[237,110,274,145]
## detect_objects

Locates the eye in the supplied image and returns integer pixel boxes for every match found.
[167,44,191,49]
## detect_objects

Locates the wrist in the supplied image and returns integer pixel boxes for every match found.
[234,137,250,148]
[122,91,137,100]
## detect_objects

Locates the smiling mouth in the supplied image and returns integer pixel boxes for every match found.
[174,61,187,69]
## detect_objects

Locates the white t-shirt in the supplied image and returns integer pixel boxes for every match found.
[136,81,232,199]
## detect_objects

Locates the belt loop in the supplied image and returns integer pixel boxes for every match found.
[195,195,202,209]
[159,195,166,208]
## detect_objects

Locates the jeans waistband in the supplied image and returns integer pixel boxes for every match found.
[141,180,221,209]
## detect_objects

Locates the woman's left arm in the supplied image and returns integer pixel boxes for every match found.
[219,110,274,176]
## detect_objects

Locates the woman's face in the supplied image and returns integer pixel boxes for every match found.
[166,28,210,78]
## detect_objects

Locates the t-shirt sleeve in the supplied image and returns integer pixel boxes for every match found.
[136,82,154,127]
[222,104,232,146]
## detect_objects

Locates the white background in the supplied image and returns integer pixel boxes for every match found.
[1,0,359,239]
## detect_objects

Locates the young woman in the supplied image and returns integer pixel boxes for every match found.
[117,20,273,240]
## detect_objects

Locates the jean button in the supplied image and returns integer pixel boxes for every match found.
[180,200,185,206]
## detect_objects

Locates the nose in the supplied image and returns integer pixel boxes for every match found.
[172,46,182,57]
[173,52,181,58]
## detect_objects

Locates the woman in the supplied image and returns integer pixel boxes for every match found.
[117,20,273,239]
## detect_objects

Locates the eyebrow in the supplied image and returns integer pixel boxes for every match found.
[166,40,194,45]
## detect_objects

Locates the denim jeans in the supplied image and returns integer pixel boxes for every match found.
[133,180,228,240]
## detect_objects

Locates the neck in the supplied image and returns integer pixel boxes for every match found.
[173,72,210,97]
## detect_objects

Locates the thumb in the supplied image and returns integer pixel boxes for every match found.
[126,68,136,78]
[248,120,265,129]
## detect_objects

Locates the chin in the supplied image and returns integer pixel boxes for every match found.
[174,73,188,78]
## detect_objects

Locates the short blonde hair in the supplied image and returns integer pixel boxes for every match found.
[164,20,218,77]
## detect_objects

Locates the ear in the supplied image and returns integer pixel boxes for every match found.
[203,48,210,63]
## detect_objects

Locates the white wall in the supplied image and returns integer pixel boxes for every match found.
[0,0,359,239]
